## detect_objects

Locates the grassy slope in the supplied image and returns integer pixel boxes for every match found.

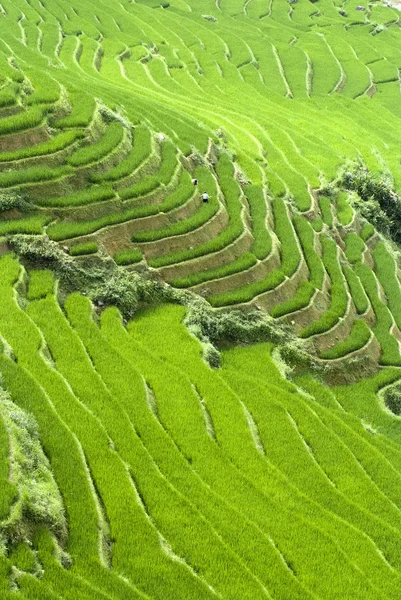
[1,255,401,599]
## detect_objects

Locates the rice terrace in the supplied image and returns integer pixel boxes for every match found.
[6,0,401,598]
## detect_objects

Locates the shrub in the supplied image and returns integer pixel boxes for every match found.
[383,384,401,415]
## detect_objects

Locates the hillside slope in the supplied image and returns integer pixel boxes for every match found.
[0,254,401,599]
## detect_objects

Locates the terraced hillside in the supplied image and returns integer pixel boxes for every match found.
[1,253,401,600]
[3,2,401,597]
[1,0,401,368]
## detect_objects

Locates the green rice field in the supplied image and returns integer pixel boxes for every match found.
[1,0,401,597]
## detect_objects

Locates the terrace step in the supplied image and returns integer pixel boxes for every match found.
[157,228,253,281]
[189,243,280,297]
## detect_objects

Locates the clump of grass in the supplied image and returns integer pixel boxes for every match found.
[69,241,98,256]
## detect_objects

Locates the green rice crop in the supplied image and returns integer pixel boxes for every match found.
[372,241,401,330]
[343,265,369,314]
[27,270,54,300]
[0,105,48,135]
[293,215,324,288]
[319,196,333,228]
[355,262,401,365]
[0,165,73,188]
[92,125,151,183]
[171,253,257,288]
[0,130,85,163]
[53,93,96,129]
[337,192,353,226]
[69,241,98,256]
[46,169,202,240]
[119,140,177,200]
[245,185,272,259]
[209,198,299,306]
[35,185,116,208]
[320,320,371,359]
[300,236,348,337]
[143,157,239,262]
[361,222,375,241]
[67,122,125,167]
[113,248,143,265]
[345,232,365,264]
[0,215,51,235]
[270,281,316,318]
